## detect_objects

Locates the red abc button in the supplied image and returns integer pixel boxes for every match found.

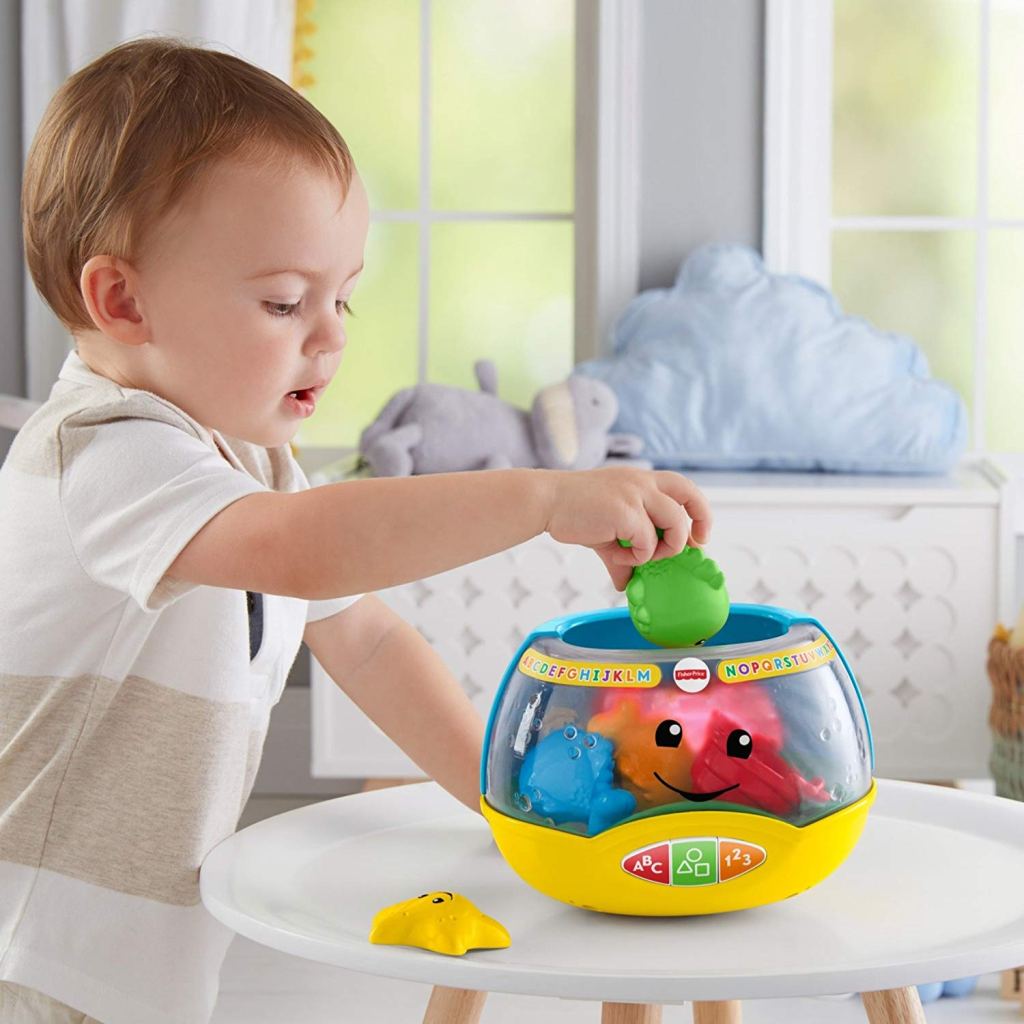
[621,842,670,885]
[718,839,766,882]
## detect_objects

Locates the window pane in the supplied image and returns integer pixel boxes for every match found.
[830,231,975,435]
[833,0,978,217]
[428,222,573,409]
[990,1,1024,220]
[431,0,574,212]
[987,231,1024,450]
[304,0,420,210]
[297,222,419,448]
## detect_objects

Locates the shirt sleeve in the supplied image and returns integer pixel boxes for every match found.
[59,407,267,612]
[306,593,366,623]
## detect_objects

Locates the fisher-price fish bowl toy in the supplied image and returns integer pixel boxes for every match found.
[480,546,876,916]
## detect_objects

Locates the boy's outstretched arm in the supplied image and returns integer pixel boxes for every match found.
[166,466,712,599]
[304,593,484,813]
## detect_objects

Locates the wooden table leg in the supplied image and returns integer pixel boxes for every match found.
[861,986,927,1023]
[601,1004,662,1023]
[692,1001,742,1023]
[1001,966,1024,999]
[421,985,487,1024]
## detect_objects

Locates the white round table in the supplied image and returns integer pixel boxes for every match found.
[200,779,1024,1023]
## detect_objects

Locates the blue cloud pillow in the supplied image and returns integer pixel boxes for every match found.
[575,244,967,474]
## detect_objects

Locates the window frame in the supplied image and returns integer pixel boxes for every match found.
[356,0,640,378]
[762,0,1001,455]
[575,0,641,361]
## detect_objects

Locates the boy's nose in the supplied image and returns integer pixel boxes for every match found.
[307,320,346,356]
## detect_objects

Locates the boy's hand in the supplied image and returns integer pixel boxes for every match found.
[543,467,712,590]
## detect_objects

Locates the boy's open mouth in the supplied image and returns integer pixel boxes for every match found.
[285,386,324,417]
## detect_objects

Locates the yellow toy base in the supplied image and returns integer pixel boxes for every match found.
[482,781,876,916]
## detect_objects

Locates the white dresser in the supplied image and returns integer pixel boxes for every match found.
[311,460,1014,782]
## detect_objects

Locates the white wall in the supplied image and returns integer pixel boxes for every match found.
[638,0,764,290]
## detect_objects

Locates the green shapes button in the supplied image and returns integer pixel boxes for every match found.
[671,839,718,886]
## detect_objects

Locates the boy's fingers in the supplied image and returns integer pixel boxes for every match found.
[645,491,688,561]
[613,517,658,565]
[653,471,712,545]
[595,547,635,591]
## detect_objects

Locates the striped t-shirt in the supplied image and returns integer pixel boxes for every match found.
[0,351,361,1024]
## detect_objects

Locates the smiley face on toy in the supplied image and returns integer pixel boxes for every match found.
[589,683,830,818]
[649,715,749,803]
[588,682,780,809]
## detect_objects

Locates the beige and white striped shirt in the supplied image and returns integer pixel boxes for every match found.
[0,351,360,1024]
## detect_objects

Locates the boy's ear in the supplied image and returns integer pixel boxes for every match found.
[79,255,149,346]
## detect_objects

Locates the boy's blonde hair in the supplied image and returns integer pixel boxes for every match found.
[22,36,355,333]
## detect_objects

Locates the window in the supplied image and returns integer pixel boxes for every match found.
[764,0,1023,454]
[293,0,575,448]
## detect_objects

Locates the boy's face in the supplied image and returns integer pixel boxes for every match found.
[132,154,370,446]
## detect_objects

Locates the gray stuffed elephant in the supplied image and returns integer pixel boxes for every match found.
[358,360,644,476]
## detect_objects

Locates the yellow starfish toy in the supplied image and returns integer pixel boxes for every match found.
[369,891,511,956]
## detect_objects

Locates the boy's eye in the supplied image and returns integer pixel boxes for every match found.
[265,301,298,317]
[263,300,354,318]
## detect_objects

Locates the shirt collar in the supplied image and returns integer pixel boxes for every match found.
[56,348,116,389]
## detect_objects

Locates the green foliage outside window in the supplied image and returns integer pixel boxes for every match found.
[297,0,575,449]
[833,0,1024,450]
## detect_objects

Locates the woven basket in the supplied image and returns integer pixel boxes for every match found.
[988,628,1024,800]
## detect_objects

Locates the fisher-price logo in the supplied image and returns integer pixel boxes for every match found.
[673,657,711,693]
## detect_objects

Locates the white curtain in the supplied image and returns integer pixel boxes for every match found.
[20,0,296,402]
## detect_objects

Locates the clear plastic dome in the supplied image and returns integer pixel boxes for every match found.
[483,606,873,838]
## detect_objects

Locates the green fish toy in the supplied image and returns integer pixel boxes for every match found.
[617,532,729,648]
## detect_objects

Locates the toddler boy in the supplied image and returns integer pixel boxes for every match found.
[0,38,710,1024]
